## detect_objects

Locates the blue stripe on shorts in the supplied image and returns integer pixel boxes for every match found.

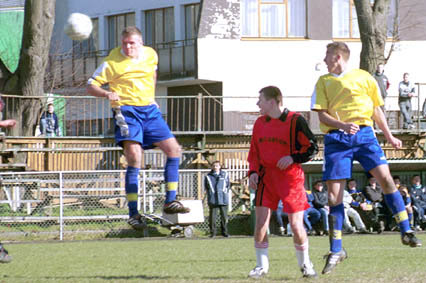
[114,104,174,149]
[322,126,387,180]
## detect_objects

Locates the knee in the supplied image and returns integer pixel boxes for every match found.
[166,143,182,158]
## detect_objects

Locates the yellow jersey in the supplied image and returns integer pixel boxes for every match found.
[311,69,384,133]
[88,46,158,107]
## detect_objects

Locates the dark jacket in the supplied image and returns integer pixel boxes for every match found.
[410,185,426,207]
[40,112,59,134]
[364,185,383,203]
[204,170,230,206]
[312,189,328,209]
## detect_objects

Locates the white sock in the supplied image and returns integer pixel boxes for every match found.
[294,240,311,268]
[255,242,269,272]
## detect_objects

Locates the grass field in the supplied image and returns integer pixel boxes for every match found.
[0,232,425,283]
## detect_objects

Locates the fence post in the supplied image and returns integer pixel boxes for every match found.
[197,93,203,133]
[59,172,63,241]
[141,170,146,213]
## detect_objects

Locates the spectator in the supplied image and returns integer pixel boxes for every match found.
[410,175,426,229]
[275,200,291,236]
[312,181,329,236]
[40,103,60,137]
[398,73,416,129]
[342,188,369,234]
[364,176,392,233]
[204,161,230,238]
[304,190,321,235]
[398,184,416,230]
[347,179,375,230]
[373,63,390,112]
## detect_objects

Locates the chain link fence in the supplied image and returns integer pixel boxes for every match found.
[0,169,252,241]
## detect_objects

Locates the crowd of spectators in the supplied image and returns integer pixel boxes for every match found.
[274,174,426,236]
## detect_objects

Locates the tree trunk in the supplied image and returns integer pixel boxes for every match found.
[354,0,390,73]
[6,0,56,136]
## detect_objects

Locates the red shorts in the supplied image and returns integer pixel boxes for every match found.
[255,164,309,213]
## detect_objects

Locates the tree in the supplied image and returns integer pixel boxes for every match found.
[1,0,56,136]
[353,0,393,74]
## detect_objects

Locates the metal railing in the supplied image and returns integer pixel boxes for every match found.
[47,38,197,89]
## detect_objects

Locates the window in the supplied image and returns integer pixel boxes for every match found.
[185,3,200,39]
[145,7,175,47]
[333,0,397,39]
[241,0,306,38]
[73,18,99,56]
[108,12,135,49]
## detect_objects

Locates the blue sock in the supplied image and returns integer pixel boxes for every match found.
[165,157,179,204]
[125,166,140,217]
[329,203,344,253]
[408,212,413,226]
[384,191,410,234]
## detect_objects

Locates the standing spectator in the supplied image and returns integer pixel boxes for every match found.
[204,161,230,238]
[87,26,189,230]
[398,73,416,129]
[0,97,16,263]
[304,190,321,235]
[247,86,318,279]
[311,42,420,275]
[373,63,390,112]
[312,181,329,236]
[40,103,60,137]
[410,175,426,228]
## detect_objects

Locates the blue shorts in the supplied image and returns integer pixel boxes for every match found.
[323,126,387,180]
[114,105,174,149]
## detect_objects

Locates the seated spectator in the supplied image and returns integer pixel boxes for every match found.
[304,190,321,235]
[312,181,329,235]
[275,200,291,236]
[40,103,61,137]
[347,179,375,231]
[398,184,416,230]
[410,175,426,229]
[364,176,393,233]
[343,188,369,234]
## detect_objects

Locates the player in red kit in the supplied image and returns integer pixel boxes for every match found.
[247,86,318,279]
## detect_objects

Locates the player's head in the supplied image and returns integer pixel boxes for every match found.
[324,42,350,74]
[121,26,143,59]
[257,86,282,115]
[211,160,221,172]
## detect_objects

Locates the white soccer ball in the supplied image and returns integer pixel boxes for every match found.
[64,13,93,41]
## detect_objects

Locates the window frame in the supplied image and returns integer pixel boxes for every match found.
[333,0,397,40]
[241,0,307,39]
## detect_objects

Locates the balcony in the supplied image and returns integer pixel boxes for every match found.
[46,39,197,89]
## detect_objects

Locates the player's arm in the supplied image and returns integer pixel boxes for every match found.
[247,122,260,190]
[316,110,360,134]
[372,106,402,149]
[291,115,318,163]
[0,119,16,128]
[86,84,119,101]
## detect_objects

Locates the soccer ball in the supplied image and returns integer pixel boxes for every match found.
[64,13,93,41]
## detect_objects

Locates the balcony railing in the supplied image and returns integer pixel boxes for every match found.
[46,39,197,89]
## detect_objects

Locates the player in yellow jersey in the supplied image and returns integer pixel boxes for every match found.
[311,42,421,275]
[87,26,189,230]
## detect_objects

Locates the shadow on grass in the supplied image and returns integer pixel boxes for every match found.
[104,225,169,238]
[2,275,172,281]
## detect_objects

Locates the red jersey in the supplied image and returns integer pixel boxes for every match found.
[248,109,318,175]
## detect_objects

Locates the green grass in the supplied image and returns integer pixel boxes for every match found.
[1,233,425,283]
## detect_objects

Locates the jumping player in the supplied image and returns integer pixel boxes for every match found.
[248,86,319,279]
[311,42,422,275]
[87,26,189,230]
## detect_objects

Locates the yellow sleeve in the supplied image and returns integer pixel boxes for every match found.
[87,50,117,87]
[311,77,328,111]
[367,75,384,107]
